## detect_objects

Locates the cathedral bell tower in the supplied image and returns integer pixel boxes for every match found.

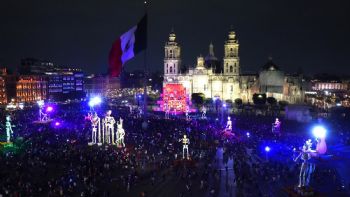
[164,30,181,75]
[223,29,240,76]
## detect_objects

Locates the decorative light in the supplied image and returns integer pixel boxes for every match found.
[265,146,271,152]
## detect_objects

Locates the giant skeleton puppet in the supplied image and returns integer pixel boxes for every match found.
[89,113,101,145]
[102,110,116,144]
[179,135,190,159]
[5,115,14,142]
[116,118,125,147]
[294,135,327,188]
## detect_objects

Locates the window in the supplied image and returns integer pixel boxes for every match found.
[230,66,233,72]
[170,67,173,73]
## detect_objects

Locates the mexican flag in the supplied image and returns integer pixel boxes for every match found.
[108,14,147,77]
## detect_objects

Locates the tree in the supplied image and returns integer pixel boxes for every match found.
[234,98,243,106]
[278,100,289,110]
[266,97,277,106]
[191,93,205,107]
[253,93,266,105]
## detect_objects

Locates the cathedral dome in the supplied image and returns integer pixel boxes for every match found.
[259,57,284,93]
[262,57,280,71]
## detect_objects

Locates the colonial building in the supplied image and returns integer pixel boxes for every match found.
[162,29,304,109]
[163,30,244,101]
[16,75,47,102]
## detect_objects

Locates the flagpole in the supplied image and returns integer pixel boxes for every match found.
[142,1,148,126]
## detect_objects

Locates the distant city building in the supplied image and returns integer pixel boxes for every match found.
[19,58,55,75]
[46,71,85,101]
[84,75,120,98]
[16,75,47,102]
[0,76,7,104]
[312,80,348,91]
[162,30,304,106]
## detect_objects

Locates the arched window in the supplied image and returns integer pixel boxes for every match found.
[230,66,233,72]
[170,66,173,73]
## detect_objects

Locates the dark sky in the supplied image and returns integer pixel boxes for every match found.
[1,0,349,76]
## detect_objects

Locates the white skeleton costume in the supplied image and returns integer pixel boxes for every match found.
[201,106,207,119]
[116,118,125,147]
[272,118,281,133]
[102,110,116,144]
[185,107,190,120]
[179,135,190,159]
[226,116,232,131]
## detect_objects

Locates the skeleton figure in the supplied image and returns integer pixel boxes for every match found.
[179,135,190,159]
[294,139,316,187]
[90,113,101,144]
[5,115,14,142]
[39,108,49,122]
[226,117,232,131]
[185,107,190,120]
[165,105,170,119]
[201,106,207,119]
[116,118,125,147]
[102,110,116,144]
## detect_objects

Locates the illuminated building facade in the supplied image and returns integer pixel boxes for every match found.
[163,30,243,102]
[0,76,7,104]
[162,30,304,105]
[16,75,47,102]
[312,81,348,91]
[47,71,85,101]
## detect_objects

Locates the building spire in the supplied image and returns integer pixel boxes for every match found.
[209,42,215,57]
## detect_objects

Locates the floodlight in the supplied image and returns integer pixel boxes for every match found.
[89,96,102,107]
[312,125,327,138]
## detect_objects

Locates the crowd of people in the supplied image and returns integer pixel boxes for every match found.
[0,102,349,196]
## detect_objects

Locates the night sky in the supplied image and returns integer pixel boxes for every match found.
[1,0,349,76]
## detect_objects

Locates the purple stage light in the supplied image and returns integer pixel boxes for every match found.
[55,122,60,126]
[46,106,53,112]
[246,132,250,137]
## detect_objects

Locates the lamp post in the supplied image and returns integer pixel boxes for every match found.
[265,146,270,161]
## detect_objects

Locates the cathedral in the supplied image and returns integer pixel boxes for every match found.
[162,29,304,110]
